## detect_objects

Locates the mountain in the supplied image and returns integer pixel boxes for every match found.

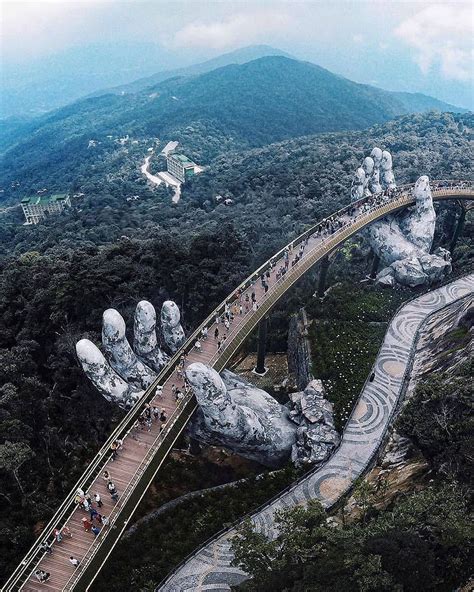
[132,56,464,144]
[0,56,466,198]
[1,45,290,119]
[88,45,292,98]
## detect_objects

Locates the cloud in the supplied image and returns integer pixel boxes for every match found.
[352,34,365,44]
[394,4,473,81]
[171,10,292,50]
[1,1,115,61]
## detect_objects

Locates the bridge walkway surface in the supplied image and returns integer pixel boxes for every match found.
[4,181,473,591]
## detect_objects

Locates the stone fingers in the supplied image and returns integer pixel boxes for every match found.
[76,339,143,408]
[134,300,170,372]
[161,300,185,353]
[102,308,157,389]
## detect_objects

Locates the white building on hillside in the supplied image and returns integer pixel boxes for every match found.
[21,193,71,225]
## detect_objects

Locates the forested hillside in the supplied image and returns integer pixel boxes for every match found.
[0,112,472,581]
[0,57,464,198]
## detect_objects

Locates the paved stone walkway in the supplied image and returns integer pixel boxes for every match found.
[159,273,474,592]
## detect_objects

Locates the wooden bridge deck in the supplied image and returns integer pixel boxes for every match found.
[7,182,473,591]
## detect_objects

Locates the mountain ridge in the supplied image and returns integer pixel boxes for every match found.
[87,45,292,98]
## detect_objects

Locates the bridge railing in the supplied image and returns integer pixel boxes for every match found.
[4,180,473,590]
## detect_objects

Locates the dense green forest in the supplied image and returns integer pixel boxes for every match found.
[0,57,466,194]
[1,112,472,258]
[0,112,472,582]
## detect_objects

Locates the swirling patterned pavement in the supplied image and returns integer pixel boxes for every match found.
[159,274,474,592]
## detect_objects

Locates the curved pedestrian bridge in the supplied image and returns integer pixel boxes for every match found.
[4,181,473,592]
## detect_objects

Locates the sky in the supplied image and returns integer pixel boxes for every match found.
[1,0,473,109]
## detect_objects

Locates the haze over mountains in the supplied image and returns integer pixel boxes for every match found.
[1,45,289,119]
[0,53,466,199]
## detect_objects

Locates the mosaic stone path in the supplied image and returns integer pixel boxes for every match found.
[159,273,474,592]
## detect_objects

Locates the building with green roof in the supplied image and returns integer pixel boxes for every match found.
[21,193,71,225]
[166,153,196,183]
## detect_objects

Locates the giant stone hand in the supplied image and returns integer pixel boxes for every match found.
[351,148,451,286]
[186,363,339,468]
[76,300,185,409]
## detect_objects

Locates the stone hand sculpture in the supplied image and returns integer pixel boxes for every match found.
[187,364,339,468]
[76,300,185,408]
[77,307,340,468]
[351,147,451,287]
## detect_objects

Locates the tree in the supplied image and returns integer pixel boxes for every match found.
[0,441,35,495]
[354,554,400,592]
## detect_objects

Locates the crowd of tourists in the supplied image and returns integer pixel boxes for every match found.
[34,483,114,583]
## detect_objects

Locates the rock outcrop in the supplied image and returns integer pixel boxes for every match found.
[288,380,340,466]
[351,149,452,287]
[287,308,314,390]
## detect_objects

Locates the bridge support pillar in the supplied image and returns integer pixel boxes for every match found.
[317,256,330,298]
[369,253,381,279]
[449,202,466,255]
[254,316,268,375]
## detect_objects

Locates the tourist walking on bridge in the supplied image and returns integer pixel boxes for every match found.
[110,440,119,460]
[35,569,50,582]
[53,527,62,543]
[39,541,52,555]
